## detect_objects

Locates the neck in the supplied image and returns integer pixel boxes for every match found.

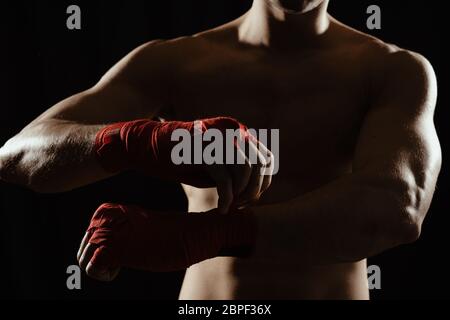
[238,0,331,49]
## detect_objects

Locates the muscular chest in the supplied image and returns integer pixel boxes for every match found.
[170,52,369,184]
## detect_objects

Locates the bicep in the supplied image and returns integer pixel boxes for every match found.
[32,80,157,125]
[353,102,440,193]
[29,40,169,126]
[353,50,441,197]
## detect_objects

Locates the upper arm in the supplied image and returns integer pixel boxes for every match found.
[29,40,171,126]
[353,49,442,220]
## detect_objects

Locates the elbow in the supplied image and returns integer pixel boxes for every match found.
[353,175,429,260]
[0,140,27,186]
[1,151,74,194]
[375,180,426,247]
[388,208,422,246]
[0,159,57,194]
[0,140,53,193]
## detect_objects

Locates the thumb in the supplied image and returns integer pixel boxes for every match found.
[207,166,234,214]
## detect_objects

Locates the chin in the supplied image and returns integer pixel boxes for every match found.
[272,0,325,14]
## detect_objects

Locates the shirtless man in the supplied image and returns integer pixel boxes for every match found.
[0,0,442,299]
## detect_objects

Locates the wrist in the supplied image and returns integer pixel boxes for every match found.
[217,208,259,258]
[94,122,130,173]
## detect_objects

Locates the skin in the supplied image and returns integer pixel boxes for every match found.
[0,0,442,299]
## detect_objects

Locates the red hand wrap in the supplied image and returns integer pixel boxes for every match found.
[86,203,258,272]
[94,117,250,187]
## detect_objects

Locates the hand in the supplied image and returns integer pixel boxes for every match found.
[95,117,275,214]
[77,232,121,282]
[77,203,258,281]
[207,134,275,213]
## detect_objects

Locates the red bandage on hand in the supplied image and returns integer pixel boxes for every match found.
[94,117,249,187]
[86,203,258,272]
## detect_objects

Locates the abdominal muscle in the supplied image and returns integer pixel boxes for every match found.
[178,183,370,300]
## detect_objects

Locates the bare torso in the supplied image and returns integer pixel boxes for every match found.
[0,2,438,300]
[151,18,389,300]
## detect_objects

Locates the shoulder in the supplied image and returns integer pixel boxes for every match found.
[331,19,437,113]
[339,23,436,112]
[119,37,199,68]
[125,20,238,67]
[366,42,437,113]
[125,34,215,66]
[360,39,436,87]
[331,18,435,79]
[100,35,212,87]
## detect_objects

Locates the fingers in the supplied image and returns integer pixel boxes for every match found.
[207,166,234,214]
[236,140,265,205]
[77,232,90,262]
[86,264,120,283]
[260,173,273,198]
[256,140,275,194]
[255,138,275,181]
[78,241,120,282]
[78,234,120,282]
[79,243,98,272]
[235,139,274,207]
[86,247,121,282]
[206,130,275,212]
[229,148,252,196]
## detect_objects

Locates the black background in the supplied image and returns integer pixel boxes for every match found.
[0,0,448,299]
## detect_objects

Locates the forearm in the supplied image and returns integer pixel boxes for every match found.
[252,174,424,265]
[0,119,110,193]
[81,204,257,274]
[0,116,248,193]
